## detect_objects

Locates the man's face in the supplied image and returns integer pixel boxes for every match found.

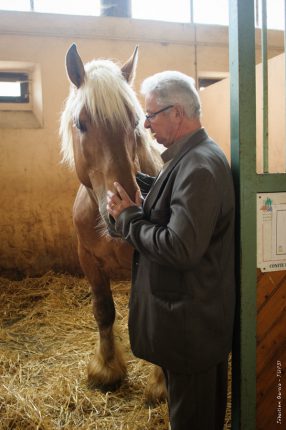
[144,94,178,148]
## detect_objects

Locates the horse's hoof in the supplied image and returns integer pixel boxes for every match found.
[87,376,123,392]
[144,386,167,407]
[144,365,167,406]
[87,355,126,392]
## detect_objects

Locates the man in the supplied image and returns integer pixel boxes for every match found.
[107,71,235,430]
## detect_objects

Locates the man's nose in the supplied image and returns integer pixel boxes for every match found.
[144,118,150,129]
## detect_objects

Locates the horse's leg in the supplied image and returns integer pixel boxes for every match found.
[145,365,167,405]
[78,241,126,391]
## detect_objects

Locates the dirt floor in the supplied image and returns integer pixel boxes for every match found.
[0,273,231,429]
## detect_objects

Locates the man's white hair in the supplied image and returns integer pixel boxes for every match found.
[141,71,201,119]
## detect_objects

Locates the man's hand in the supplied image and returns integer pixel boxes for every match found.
[106,182,142,220]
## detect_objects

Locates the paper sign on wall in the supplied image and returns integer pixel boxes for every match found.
[257,193,286,272]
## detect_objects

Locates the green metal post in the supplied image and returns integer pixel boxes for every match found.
[100,0,131,17]
[261,0,269,173]
[229,0,286,428]
[229,0,257,429]
[190,0,194,22]
[284,0,286,171]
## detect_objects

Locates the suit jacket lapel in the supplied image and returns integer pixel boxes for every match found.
[143,128,208,214]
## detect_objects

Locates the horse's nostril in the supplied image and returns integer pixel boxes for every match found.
[106,216,118,238]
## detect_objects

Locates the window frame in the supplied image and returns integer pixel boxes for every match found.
[0,62,43,129]
[0,0,283,30]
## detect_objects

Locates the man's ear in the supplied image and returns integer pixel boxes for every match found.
[174,104,185,119]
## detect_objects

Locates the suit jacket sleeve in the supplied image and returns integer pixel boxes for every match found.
[115,162,222,270]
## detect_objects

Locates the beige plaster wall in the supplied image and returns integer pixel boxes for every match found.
[200,80,230,161]
[0,10,284,276]
[200,53,286,173]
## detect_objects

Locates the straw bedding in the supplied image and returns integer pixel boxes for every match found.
[0,273,231,429]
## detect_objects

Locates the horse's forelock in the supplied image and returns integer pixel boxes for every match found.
[60,58,150,168]
[83,60,141,130]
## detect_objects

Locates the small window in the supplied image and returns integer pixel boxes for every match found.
[0,72,29,103]
[132,0,190,23]
[193,0,228,26]
[199,77,223,91]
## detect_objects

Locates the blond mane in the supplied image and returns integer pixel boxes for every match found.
[60,58,157,170]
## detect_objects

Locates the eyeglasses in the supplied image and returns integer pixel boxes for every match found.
[145,105,174,122]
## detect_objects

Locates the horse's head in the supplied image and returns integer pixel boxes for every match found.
[60,44,151,229]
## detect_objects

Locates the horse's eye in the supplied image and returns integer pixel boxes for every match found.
[74,119,87,133]
[133,115,140,129]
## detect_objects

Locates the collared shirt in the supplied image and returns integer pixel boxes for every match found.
[161,128,203,165]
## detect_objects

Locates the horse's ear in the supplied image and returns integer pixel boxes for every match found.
[65,44,85,88]
[121,46,139,85]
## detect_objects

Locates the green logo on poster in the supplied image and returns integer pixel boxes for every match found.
[261,197,272,212]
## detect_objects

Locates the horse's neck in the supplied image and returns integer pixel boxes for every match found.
[86,186,99,206]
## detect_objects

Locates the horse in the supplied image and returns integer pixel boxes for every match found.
[60,44,165,403]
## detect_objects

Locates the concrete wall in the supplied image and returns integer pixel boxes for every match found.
[0,10,284,276]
